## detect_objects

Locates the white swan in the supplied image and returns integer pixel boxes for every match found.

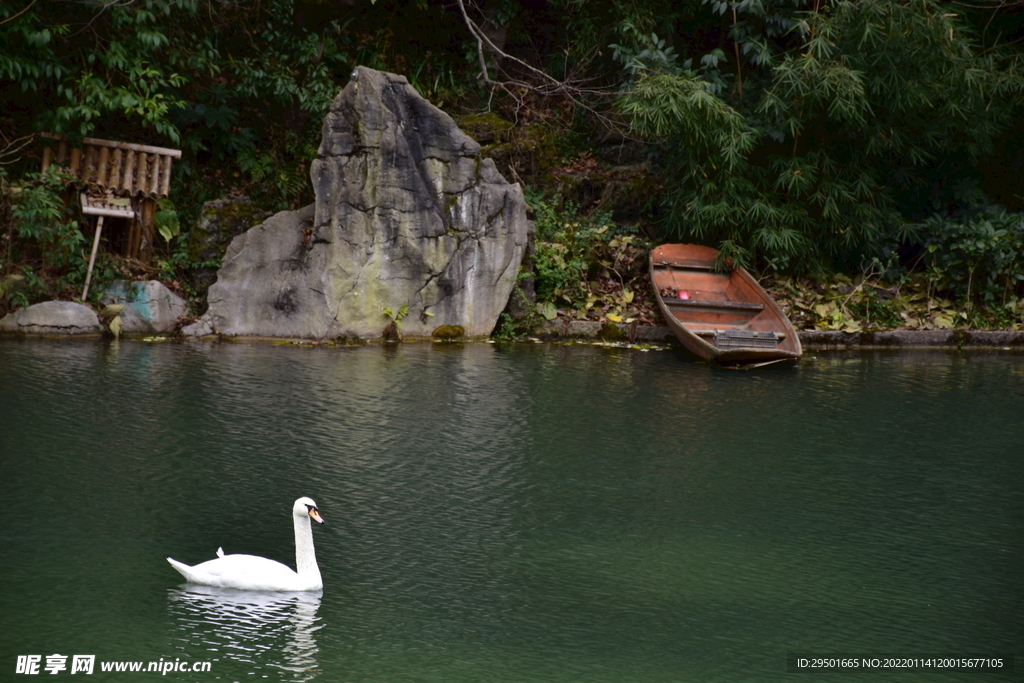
[167,497,325,592]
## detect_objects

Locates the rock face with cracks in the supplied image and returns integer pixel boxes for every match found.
[189,67,530,339]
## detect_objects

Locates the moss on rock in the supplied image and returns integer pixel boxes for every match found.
[432,324,465,340]
[458,113,515,145]
[596,320,626,341]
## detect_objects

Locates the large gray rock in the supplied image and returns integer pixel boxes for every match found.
[101,280,187,334]
[186,205,325,338]
[0,301,102,335]
[191,67,530,339]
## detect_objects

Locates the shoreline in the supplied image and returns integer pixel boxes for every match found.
[533,321,1024,349]
[3,321,1024,350]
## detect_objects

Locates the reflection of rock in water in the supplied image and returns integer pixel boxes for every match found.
[168,585,322,681]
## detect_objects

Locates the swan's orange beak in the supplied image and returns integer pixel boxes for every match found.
[309,508,324,524]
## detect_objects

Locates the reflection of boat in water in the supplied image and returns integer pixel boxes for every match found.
[650,243,802,366]
[167,585,322,681]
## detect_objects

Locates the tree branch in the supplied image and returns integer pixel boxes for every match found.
[453,0,634,138]
[0,131,35,165]
[0,0,38,27]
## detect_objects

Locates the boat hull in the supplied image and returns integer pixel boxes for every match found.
[649,244,802,364]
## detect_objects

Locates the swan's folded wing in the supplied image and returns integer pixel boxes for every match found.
[180,554,304,591]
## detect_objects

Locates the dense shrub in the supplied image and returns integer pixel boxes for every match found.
[913,208,1024,307]
[528,193,651,322]
[614,0,1024,273]
[0,168,84,311]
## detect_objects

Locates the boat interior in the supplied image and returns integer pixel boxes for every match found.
[652,258,785,342]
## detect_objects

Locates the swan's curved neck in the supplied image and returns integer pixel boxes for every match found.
[293,514,320,582]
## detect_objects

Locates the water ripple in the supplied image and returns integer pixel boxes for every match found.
[168,586,322,681]
[1,342,1021,682]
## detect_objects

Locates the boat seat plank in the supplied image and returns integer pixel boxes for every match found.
[690,329,786,340]
[665,298,764,312]
[653,260,715,271]
[712,329,780,349]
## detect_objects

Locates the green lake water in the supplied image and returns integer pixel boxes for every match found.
[1,339,1021,682]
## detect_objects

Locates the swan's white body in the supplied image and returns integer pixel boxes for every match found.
[167,497,324,592]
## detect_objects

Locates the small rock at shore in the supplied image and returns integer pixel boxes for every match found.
[100,280,186,334]
[0,301,102,335]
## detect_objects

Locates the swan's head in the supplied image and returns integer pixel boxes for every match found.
[293,497,325,524]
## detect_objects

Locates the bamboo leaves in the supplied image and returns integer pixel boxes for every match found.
[615,0,1024,274]
[621,70,755,171]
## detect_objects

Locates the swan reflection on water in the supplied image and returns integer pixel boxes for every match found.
[167,585,322,681]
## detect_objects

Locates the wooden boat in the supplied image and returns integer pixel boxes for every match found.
[649,244,802,365]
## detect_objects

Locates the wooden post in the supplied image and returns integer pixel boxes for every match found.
[139,200,155,264]
[81,215,105,300]
[127,211,141,259]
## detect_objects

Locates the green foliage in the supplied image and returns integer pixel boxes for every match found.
[214,3,350,207]
[154,199,180,244]
[531,196,604,305]
[610,21,680,78]
[492,311,521,341]
[0,272,26,309]
[236,138,314,210]
[4,0,1023,333]
[1,168,85,310]
[228,11,347,119]
[407,62,468,111]
[381,303,410,341]
[615,0,1024,273]
[51,64,187,142]
[2,1,192,142]
[528,193,650,322]
[152,234,218,313]
[1,0,352,211]
[7,172,70,245]
[913,208,1024,308]
[382,303,410,326]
